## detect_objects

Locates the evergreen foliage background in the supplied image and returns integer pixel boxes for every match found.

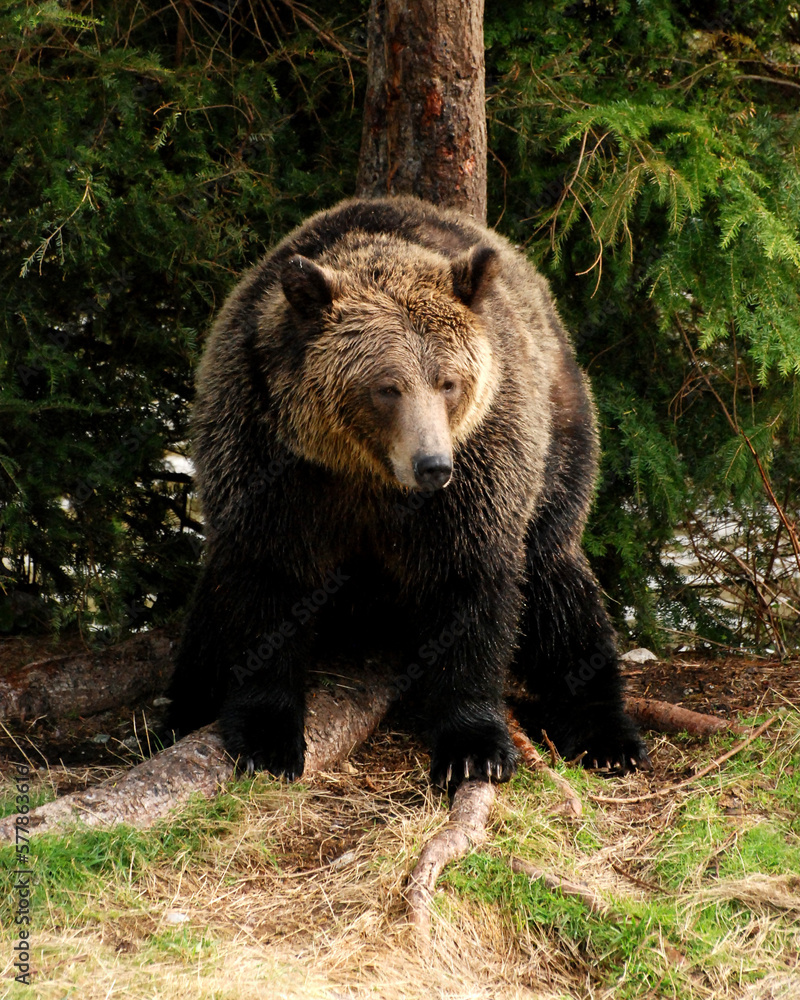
[1,0,798,651]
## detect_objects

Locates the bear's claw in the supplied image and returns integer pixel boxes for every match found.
[237,746,305,781]
[581,737,651,775]
[220,699,306,782]
[430,728,519,792]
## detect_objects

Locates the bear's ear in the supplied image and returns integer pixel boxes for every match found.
[451,244,499,308]
[281,255,336,317]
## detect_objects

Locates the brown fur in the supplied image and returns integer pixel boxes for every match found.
[168,196,648,785]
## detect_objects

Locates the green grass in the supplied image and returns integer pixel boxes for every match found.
[441,715,800,999]
[0,781,55,819]
[0,779,291,931]
[1,715,798,998]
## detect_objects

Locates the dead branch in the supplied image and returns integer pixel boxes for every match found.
[590,714,780,805]
[406,780,496,941]
[625,696,744,737]
[507,710,582,818]
[678,318,800,579]
[0,660,399,842]
[277,0,366,63]
[0,629,176,722]
[509,856,609,915]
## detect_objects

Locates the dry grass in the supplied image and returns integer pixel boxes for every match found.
[2,717,800,999]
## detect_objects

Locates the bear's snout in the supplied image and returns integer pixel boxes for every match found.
[413,452,453,490]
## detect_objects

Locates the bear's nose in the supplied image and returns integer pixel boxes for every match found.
[413,453,453,490]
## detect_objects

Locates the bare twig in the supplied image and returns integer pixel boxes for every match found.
[679,320,800,580]
[509,856,609,915]
[277,0,366,63]
[542,728,559,767]
[590,714,780,805]
[507,711,582,818]
[735,74,800,91]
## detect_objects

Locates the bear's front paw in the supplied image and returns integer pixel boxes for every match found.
[556,720,650,775]
[579,732,651,774]
[219,703,306,781]
[535,707,650,775]
[430,719,518,791]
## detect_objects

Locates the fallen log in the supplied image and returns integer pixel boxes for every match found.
[0,659,399,841]
[0,628,176,721]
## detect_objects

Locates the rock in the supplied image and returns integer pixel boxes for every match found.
[620,647,658,664]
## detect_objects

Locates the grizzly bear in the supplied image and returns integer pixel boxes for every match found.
[166,196,649,787]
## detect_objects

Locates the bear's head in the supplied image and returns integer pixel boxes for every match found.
[274,235,501,491]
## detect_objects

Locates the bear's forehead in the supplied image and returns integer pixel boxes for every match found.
[327,236,454,295]
[330,289,468,343]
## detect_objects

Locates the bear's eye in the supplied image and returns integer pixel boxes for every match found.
[441,380,458,394]
[377,385,401,398]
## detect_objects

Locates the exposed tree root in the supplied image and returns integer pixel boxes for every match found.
[0,628,760,857]
[509,856,609,915]
[405,780,496,942]
[0,660,398,842]
[625,696,744,736]
[507,710,582,818]
[0,723,231,842]
[0,631,744,745]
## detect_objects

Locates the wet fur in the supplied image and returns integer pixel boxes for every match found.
[167,196,648,785]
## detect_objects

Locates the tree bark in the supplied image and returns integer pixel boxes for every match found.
[0,628,176,721]
[356,0,487,222]
[0,659,399,841]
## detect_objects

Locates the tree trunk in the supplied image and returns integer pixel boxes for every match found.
[356,0,487,222]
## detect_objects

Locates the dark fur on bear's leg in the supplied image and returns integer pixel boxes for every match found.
[219,676,307,779]
[166,560,247,738]
[513,552,651,773]
[167,555,313,779]
[411,582,521,791]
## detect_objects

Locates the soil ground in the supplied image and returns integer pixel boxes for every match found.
[0,633,797,817]
[0,636,798,999]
